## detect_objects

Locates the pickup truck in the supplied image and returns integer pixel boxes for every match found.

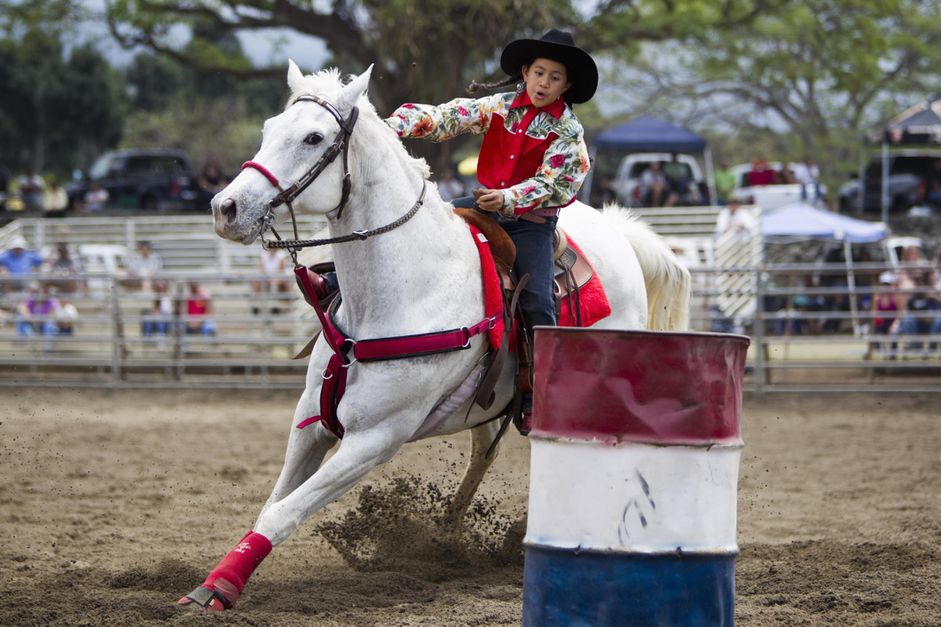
[66,149,203,212]
[729,161,826,210]
[612,153,707,207]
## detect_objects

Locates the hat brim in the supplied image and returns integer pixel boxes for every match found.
[500,39,598,104]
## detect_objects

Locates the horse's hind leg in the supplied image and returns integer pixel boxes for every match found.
[443,419,503,527]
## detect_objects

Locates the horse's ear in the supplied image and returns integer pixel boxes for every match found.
[287,59,306,93]
[338,64,373,111]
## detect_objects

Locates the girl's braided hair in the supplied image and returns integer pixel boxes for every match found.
[466,74,521,96]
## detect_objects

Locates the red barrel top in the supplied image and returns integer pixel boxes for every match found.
[532,328,749,445]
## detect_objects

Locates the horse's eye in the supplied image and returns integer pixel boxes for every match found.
[304,132,324,146]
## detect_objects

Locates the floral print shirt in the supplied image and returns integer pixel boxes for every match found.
[385,91,590,218]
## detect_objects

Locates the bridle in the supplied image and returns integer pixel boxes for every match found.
[240,94,426,264]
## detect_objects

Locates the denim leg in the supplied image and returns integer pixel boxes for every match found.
[501,216,558,330]
[898,316,922,349]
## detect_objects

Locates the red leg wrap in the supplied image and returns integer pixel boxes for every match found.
[201,531,272,603]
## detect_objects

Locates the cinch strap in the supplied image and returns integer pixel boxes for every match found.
[292,265,501,437]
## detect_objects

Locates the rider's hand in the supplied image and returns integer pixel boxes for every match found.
[473,188,505,213]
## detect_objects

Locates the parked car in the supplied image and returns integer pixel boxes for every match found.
[612,153,707,207]
[838,151,941,214]
[66,149,202,212]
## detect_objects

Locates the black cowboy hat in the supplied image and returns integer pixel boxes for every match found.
[500,29,598,104]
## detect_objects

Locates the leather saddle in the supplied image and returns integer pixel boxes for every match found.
[452,207,594,313]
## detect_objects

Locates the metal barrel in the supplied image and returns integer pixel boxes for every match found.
[523,328,750,626]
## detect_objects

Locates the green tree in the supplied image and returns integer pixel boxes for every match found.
[106,0,579,172]
[0,1,125,175]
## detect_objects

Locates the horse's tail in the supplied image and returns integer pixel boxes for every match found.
[601,204,691,331]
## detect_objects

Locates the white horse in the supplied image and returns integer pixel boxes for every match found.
[181,62,690,611]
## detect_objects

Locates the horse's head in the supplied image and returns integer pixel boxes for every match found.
[211,62,372,244]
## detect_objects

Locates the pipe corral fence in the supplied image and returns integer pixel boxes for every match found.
[1,212,940,392]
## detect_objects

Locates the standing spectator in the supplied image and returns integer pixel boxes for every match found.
[713,161,737,205]
[792,157,821,202]
[0,235,44,293]
[746,157,775,186]
[82,181,109,212]
[184,281,217,336]
[437,167,466,203]
[252,247,291,315]
[16,167,45,211]
[126,241,162,292]
[714,199,757,242]
[42,178,69,218]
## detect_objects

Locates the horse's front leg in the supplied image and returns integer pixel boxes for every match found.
[178,402,418,612]
[257,388,339,519]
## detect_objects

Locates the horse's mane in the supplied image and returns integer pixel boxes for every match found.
[286,68,431,181]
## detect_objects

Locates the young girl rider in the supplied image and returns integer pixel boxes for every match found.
[310,29,597,430]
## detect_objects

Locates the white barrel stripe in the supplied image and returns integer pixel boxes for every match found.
[525,440,741,554]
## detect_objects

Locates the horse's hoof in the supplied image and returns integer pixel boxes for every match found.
[176,581,239,612]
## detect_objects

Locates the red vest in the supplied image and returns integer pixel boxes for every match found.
[477,93,565,192]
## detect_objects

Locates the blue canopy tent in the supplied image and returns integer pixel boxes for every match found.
[762,202,888,334]
[762,202,887,243]
[595,115,708,153]
[584,115,716,205]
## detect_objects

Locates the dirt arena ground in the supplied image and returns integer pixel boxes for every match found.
[0,388,938,626]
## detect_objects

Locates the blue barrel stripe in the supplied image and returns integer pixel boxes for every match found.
[523,547,735,627]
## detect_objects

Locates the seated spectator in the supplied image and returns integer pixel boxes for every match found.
[894,271,941,350]
[15,283,59,340]
[47,242,84,294]
[42,178,69,218]
[0,164,10,211]
[55,296,79,335]
[922,158,941,207]
[142,281,174,338]
[662,155,696,204]
[16,167,45,211]
[126,241,162,292]
[0,235,44,293]
[639,162,674,207]
[746,158,775,186]
[184,281,217,336]
[252,247,291,315]
[82,181,109,212]
[868,271,901,356]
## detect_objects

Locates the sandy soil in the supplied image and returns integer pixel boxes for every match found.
[0,388,938,626]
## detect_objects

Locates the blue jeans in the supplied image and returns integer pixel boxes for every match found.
[451,195,558,331]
